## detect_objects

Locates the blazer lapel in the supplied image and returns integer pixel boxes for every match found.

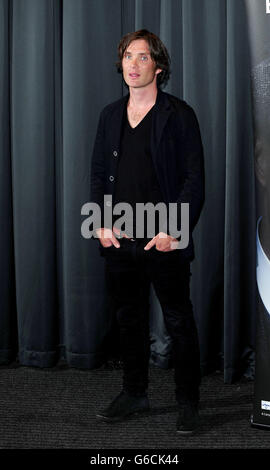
[151,89,174,159]
[108,93,129,155]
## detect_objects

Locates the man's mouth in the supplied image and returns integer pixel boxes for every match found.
[129,73,140,78]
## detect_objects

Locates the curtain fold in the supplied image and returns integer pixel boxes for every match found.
[0,0,256,383]
[11,0,58,366]
[62,0,122,367]
[0,0,17,363]
[223,0,256,382]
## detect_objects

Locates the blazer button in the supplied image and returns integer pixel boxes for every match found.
[109,175,114,182]
[106,201,111,207]
[113,150,118,157]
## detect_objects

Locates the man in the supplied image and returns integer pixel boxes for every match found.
[90,30,204,434]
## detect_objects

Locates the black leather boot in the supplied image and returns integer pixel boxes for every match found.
[176,401,200,434]
[96,390,150,423]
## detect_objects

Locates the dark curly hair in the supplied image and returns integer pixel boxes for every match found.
[116,29,171,89]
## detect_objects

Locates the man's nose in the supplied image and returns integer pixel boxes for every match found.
[131,57,138,66]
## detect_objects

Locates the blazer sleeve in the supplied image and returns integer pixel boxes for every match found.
[168,105,205,239]
[90,110,106,233]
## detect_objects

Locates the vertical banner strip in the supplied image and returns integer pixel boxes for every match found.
[245,0,270,428]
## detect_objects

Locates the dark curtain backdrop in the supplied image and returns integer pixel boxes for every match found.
[0,0,256,383]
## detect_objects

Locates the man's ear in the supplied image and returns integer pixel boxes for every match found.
[255,137,267,187]
[155,68,162,76]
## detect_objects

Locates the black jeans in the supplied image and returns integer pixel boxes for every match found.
[101,237,201,405]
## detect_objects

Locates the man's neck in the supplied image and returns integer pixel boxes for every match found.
[128,85,158,109]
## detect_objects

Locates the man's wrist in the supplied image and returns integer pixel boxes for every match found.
[94,228,102,238]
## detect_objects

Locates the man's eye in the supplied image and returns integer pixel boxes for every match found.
[141,56,148,61]
[125,55,131,59]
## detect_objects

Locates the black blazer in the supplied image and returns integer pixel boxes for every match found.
[90,88,205,260]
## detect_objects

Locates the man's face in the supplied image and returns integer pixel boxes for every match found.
[121,39,161,89]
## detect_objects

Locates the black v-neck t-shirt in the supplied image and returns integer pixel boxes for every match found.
[112,105,165,239]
